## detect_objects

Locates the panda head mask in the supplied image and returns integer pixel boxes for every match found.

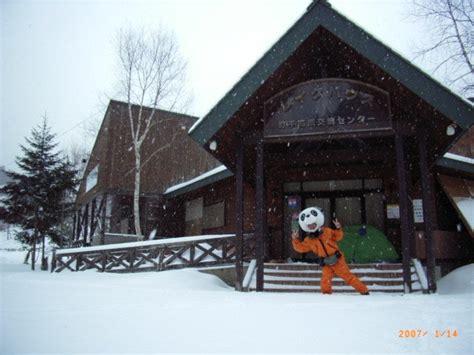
[298,206,325,233]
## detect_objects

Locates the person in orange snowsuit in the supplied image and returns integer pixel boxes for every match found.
[291,207,369,295]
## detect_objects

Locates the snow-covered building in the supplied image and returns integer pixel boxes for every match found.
[73,0,473,293]
[161,0,474,292]
[74,100,220,244]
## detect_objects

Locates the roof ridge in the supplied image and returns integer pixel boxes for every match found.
[307,0,331,11]
[109,99,198,121]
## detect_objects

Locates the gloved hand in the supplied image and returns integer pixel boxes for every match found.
[332,218,341,229]
[291,230,300,240]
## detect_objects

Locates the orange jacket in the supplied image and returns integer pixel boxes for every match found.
[292,227,343,257]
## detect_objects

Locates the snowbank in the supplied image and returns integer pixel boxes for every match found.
[0,231,27,270]
[437,264,474,295]
[0,233,25,251]
[1,235,473,354]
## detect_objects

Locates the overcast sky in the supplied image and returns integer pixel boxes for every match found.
[1,0,429,169]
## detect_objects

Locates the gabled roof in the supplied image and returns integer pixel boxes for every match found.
[190,0,473,146]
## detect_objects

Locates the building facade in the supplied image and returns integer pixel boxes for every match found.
[164,0,474,292]
[74,0,473,292]
[74,100,220,245]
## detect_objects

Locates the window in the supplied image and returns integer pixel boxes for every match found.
[336,197,362,225]
[185,198,226,234]
[365,192,385,230]
[293,178,385,229]
[185,198,203,235]
[302,179,363,192]
[284,182,301,192]
[85,165,99,192]
[203,201,225,230]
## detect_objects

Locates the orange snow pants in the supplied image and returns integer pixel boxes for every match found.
[321,255,368,294]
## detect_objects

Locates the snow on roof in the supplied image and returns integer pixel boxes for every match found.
[443,153,474,165]
[164,165,229,195]
[455,199,474,232]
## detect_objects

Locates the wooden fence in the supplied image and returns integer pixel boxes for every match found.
[51,233,256,273]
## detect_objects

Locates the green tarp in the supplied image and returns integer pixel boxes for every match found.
[338,225,399,264]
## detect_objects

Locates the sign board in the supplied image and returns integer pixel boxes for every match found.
[387,204,400,219]
[288,197,298,208]
[264,79,391,138]
[413,199,424,223]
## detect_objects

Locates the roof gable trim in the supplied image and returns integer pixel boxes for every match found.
[190,1,473,145]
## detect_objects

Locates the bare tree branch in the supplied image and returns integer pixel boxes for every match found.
[116,26,189,239]
[410,0,473,96]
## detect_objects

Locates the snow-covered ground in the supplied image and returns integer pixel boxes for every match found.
[1,233,473,355]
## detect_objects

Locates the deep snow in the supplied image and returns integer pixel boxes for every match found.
[1,234,473,354]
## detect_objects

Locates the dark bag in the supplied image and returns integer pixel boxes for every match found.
[318,239,341,266]
[322,251,341,266]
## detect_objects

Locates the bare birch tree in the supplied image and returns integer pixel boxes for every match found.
[411,0,473,95]
[117,27,187,239]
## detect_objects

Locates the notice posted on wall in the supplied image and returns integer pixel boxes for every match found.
[387,204,400,219]
[413,199,424,223]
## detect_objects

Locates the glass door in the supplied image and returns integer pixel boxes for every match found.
[335,196,362,225]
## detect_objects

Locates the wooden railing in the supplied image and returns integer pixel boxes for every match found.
[51,233,256,273]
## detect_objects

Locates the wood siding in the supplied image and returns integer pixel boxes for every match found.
[76,100,220,205]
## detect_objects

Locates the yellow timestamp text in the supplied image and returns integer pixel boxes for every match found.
[398,329,459,338]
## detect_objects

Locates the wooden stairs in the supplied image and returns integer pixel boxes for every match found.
[248,261,425,293]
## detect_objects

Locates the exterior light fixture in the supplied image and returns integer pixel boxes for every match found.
[446,124,456,136]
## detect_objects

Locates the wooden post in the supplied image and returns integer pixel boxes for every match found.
[101,252,107,272]
[90,198,96,242]
[83,204,89,245]
[255,139,265,291]
[129,249,136,272]
[75,209,81,242]
[72,212,77,241]
[417,125,437,293]
[395,133,412,293]
[100,194,107,245]
[190,244,195,263]
[235,143,244,291]
[76,254,82,271]
[158,248,165,271]
[51,249,56,273]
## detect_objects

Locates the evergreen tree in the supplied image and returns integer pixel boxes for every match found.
[0,117,77,269]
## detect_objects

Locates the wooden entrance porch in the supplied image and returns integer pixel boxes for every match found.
[246,261,428,293]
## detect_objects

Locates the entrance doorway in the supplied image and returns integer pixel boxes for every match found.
[283,178,385,259]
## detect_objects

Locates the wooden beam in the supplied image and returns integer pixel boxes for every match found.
[264,129,396,145]
[90,198,97,239]
[267,148,386,167]
[83,204,89,245]
[100,194,107,245]
[235,143,244,291]
[255,138,265,291]
[395,133,412,293]
[417,125,437,293]
[72,212,77,241]
[75,209,81,241]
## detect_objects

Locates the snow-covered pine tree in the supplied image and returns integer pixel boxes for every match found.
[0,117,77,270]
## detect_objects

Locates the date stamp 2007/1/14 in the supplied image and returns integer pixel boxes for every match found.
[399,329,459,338]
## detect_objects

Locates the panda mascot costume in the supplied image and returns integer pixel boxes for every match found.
[291,206,369,295]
